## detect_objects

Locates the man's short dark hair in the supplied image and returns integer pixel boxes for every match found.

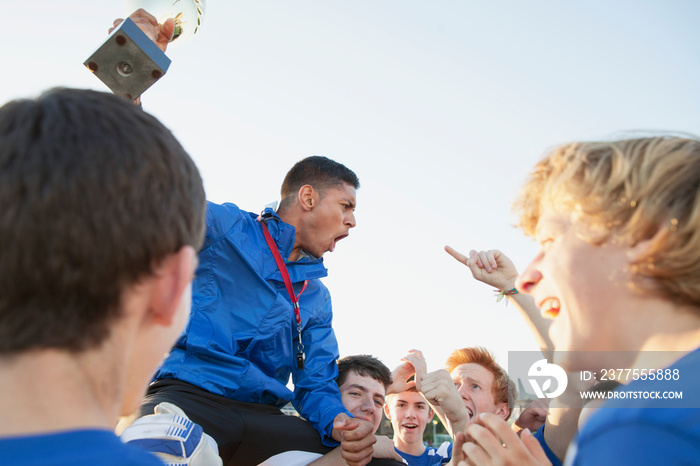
[337,355,392,390]
[0,88,206,354]
[279,156,359,208]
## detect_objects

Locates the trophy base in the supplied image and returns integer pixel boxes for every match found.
[84,18,171,101]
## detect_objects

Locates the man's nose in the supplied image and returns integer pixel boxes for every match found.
[457,384,471,401]
[402,406,416,418]
[345,211,356,228]
[515,252,543,294]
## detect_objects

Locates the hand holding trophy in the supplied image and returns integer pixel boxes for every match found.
[84,1,206,101]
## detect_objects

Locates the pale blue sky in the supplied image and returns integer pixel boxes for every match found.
[2,1,699,373]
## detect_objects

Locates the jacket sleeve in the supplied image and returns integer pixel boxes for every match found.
[200,201,243,251]
[291,290,349,446]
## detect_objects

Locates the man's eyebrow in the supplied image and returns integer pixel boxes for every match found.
[346,383,384,400]
[466,375,486,385]
[343,198,356,209]
[535,216,566,240]
[396,398,426,407]
[454,374,486,384]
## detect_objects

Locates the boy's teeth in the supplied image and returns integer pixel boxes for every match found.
[543,298,561,318]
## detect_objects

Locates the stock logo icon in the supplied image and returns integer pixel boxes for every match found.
[528,359,568,399]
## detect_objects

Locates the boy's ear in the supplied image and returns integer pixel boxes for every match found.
[630,238,653,261]
[383,402,392,420]
[298,185,318,212]
[629,226,667,262]
[495,402,509,421]
[148,245,197,326]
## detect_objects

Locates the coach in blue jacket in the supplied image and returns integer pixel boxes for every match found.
[139,156,373,465]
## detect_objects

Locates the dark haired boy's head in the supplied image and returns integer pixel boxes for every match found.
[336,355,392,434]
[0,87,206,355]
[279,156,359,209]
[276,156,359,259]
[337,354,392,390]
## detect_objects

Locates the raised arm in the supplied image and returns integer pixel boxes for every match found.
[444,246,553,361]
[446,246,583,463]
[420,368,470,438]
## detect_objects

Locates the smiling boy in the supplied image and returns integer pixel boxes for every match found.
[385,388,451,466]
[387,348,516,466]
[262,355,405,465]
[337,356,393,435]
[314,355,405,465]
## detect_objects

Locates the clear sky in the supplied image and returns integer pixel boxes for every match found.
[3,1,699,374]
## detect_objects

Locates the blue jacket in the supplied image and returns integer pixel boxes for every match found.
[154,201,349,445]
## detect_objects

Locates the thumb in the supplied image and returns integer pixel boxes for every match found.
[334,413,358,430]
[157,18,176,51]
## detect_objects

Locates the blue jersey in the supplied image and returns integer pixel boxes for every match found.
[0,429,163,465]
[532,425,562,466]
[570,348,700,465]
[396,442,452,466]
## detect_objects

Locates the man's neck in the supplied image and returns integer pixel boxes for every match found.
[636,306,700,369]
[395,436,427,456]
[0,349,118,436]
[613,298,700,371]
[277,207,303,262]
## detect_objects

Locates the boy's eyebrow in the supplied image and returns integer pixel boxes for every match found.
[347,383,385,401]
[534,214,568,240]
[396,397,427,407]
[454,374,486,386]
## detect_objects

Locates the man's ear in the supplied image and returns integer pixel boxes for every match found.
[298,185,318,212]
[148,245,197,326]
[495,402,510,421]
[383,402,392,420]
[629,234,660,262]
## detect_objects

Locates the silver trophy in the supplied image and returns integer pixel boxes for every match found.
[84,0,206,100]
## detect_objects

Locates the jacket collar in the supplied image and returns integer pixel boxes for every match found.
[259,207,328,281]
